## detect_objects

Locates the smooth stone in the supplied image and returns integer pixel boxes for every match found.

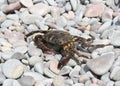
[65,79,73,85]
[7,14,19,21]
[11,52,25,60]
[3,79,21,86]
[29,3,50,16]
[23,72,45,81]
[91,46,114,59]
[1,51,14,60]
[97,21,112,33]
[28,44,43,56]
[70,0,79,11]
[20,0,33,7]
[63,11,75,20]
[53,76,65,86]
[72,83,84,86]
[28,56,43,66]
[14,46,28,54]
[50,6,60,18]
[79,74,90,83]
[85,3,105,17]
[44,67,57,78]
[0,72,6,84]
[35,21,49,30]
[67,59,77,67]
[65,26,82,36]
[106,81,114,86]
[2,59,24,79]
[46,0,57,6]
[65,2,72,11]
[87,53,115,75]
[27,24,39,32]
[59,66,72,75]
[1,20,14,27]
[49,60,60,74]
[56,16,67,27]
[102,7,113,22]
[115,81,120,86]
[34,62,44,74]
[110,66,120,81]
[18,76,35,86]
[69,65,81,77]
[21,59,29,65]
[19,10,40,24]
[101,72,110,83]
[109,30,120,46]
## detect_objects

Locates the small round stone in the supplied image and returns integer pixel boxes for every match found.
[2,59,24,79]
[34,62,44,74]
[11,52,25,60]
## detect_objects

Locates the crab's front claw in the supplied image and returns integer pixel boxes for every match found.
[57,54,71,69]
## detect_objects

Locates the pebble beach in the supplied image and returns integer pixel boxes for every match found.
[0,0,120,86]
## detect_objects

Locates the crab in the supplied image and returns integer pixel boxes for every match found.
[25,30,94,69]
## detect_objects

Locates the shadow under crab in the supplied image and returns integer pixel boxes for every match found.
[25,30,94,69]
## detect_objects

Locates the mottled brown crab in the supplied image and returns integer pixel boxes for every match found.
[25,30,94,69]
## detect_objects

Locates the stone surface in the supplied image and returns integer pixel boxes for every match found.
[53,76,65,86]
[85,3,105,17]
[20,0,33,7]
[29,3,50,16]
[87,53,115,75]
[2,59,24,79]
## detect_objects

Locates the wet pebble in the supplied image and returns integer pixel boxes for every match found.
[2,59,24,79]
[87,53,115,75]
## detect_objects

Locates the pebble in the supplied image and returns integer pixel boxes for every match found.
[14,46,28,54]
[2,59,24,79]
[56,16,67,27]
[3,79,21,86]
[1,51,14,60]
[18,76,35,86]
[28,56,43,66]
[65,2,72,11]
[11,52,25,60]
[29,3,50,16]
[53,76,65,86]
[7,14,19,21]
[20,0,33,7]
[110,66,120,81]
[115,81,120,86]
[34,62,44,74]
[85,3,105,17]
[79,74,90,83]
[59,66,72,75]
[87,53,115,75]
[27,24,39,32]
[101,72,110,83]
[46,0,57,6]
[0,72,6,84]
[23,72,45,81]
[70,0,78,11]
[1,20,14,28]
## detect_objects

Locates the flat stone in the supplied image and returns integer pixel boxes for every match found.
[2,59,24,79]
[85,3,105,17]
[87,53,115,75]
[29,3,50,16]
[11,52,25,60]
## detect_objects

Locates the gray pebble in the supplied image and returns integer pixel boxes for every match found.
[11,52,25,60]
[34,62,44,74]
[87,53,115,75]
[18,76,35,86]
[2,59,24,79]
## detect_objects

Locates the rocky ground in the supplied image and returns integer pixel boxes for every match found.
[0,0,120,86]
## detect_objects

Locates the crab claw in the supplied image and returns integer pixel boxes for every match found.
[57,55,71,69]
